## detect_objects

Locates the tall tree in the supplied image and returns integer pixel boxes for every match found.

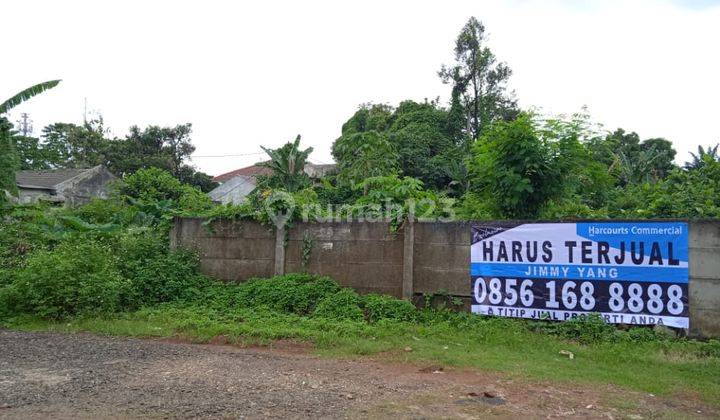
[439,17,517,142]
[387,100,461,191]
[13,135,48,170]
[333,102,464,192]
[107,124,194,176]
[40,119,108,169]
[332,105,399,193]
[259,135,313,192]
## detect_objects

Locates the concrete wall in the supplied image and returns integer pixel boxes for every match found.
[17,188,60,205]
[285,222,404,296]
[59,166,117,206]
[688,221,720,337]
[171,218,276,281]
[413,222,470,297]
[172,218,720,338]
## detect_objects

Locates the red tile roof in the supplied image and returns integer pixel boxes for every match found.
[213,164,273,183]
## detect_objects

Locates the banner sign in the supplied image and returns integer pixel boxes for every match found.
[470,222,689,328]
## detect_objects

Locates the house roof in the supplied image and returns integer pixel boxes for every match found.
[208,175,257,202]
[213,162,337,183]
[213,164,272,183]
[15,168,93,190]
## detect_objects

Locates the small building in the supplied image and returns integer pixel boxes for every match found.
[209,162,336,205]
[15,165,117,206]
[209,164,272,205]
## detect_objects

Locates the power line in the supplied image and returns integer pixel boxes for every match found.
[191,152,266,158]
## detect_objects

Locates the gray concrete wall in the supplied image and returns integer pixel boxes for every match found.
[172,218,276,281]
[688,221,720,337]
[172,218,720,338]
[61,166,116,206]
[285,222,404,296]
[17,188,58,204]
[413,222,470,296]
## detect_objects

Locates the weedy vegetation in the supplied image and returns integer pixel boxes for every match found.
[1,195,719,404]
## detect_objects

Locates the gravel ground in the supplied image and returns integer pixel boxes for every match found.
[0,330,716,419]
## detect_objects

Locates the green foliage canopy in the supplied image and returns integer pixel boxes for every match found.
[467,113,574,218]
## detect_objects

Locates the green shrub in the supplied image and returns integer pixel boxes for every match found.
[696,339,720,358]
[313,289,364,321]
[8,240,131,318]
[232,273,342,315]
[73,198,137,226]
[116,231,211,307]
[119,168,213,215]
[535,313,619,344]
[363,293,417,323]
[120,168,188,202]
[0,285,20,318]
[624,326,668,343]
[0,204,56,276]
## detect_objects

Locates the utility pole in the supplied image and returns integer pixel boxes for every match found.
[16,113,33,137]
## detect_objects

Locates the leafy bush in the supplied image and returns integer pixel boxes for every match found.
[363,293,417,323]
[554,314,620,344]
[0,199,217,319]
[696,339,720,358]
[72,197,137,226]
[0,204,57,278]
[116,231,211,307]
[177,274,419,325]
[527,313,619,344]
[231,274,342,315]
[313,289,364,321]
[468,114,565,218]
[119,167,188,202]
[6,241,131,318]
[119,167,213,215]
[538,198,609,220]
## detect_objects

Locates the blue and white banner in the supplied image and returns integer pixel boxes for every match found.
[470,222,689,328]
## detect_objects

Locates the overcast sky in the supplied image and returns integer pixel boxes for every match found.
[3,0,719,176]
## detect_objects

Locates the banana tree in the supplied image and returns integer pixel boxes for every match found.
[1,80,61,204]
[260,135,313,192]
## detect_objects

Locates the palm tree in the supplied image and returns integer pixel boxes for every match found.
[0,80,61,114]
[260,135,313,192]
[1,80,61,203]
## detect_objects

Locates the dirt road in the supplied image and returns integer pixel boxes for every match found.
[0,330,714,419]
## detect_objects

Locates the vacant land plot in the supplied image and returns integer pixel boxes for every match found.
[0,330,716,419]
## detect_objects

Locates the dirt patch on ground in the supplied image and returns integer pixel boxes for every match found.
[0,330,715,419]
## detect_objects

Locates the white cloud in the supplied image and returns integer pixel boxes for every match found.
[2,0,719,175]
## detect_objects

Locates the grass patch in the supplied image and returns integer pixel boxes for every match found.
[4,299,719,404]
[3,272,719,404]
